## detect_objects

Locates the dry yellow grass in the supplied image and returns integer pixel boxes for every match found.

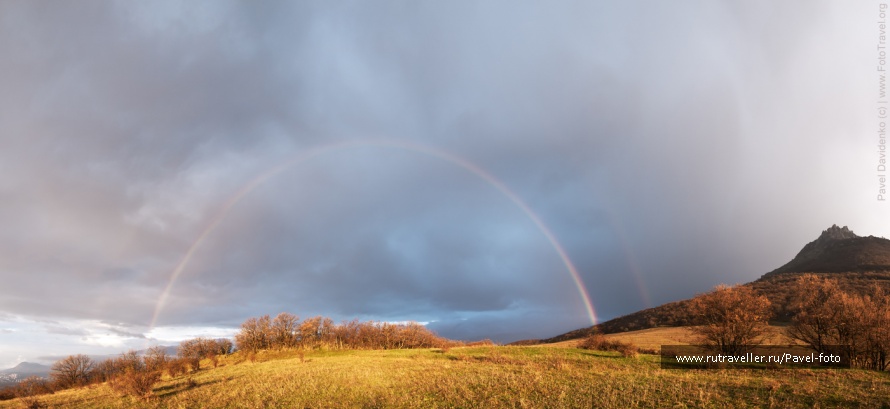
[3,344,888,408]
[550,325,801,351]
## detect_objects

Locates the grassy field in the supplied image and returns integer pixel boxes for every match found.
[3,345,890,408]
[547,325,800,351]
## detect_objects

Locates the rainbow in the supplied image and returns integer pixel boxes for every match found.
[149,139,597,330]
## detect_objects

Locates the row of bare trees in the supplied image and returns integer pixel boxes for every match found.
[788,274,890,371]
[687,275,890,371]
[235,313,456,352]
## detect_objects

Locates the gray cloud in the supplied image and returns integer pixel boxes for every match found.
[43,325,89,337]
[0,1,885,364]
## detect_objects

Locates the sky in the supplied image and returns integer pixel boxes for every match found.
[1,1,888,368]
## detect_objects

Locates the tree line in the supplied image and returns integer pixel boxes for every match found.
[788,274,890,371]
[234,312,461,352]
[685,274,890,371]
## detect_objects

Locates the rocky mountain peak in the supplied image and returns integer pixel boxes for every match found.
[816,224,858,242]
[759,224,890,277]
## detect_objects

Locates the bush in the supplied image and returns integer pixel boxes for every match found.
[616,343,639,358]
[165,358,190,378]
[109,369,160,400]
[579,333,639,357]
[19,396,46,409]
[13,376,52,408]
[15,376,53,398]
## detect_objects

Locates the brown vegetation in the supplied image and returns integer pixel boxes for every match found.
[178,337,233,371]
[11,376,51,409]
[788,274,890,370]
[12,314,461,404]
[95,350,163,400]
[234,313,458,352]
[579,332,639,357]
[49,354,94,389]
[687,284,773,356]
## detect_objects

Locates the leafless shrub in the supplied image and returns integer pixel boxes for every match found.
[15,376,52,398]
[109,369,160,400]
[616,343,639,358]
[579,333,639,357]
[19,396,46,409]
[14,376,52,408]
[144,346,169,372]
[165,358,190,378]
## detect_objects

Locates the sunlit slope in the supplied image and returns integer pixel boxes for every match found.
[545,325,800,351]
[3,347,889,408]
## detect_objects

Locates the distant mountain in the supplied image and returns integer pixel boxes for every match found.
[761,224,890,277]
[0,362,51,386]
[532,225,890,344]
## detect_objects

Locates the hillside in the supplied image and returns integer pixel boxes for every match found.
[762,225,890,277]
[541,224,890,342]
[3,347,889,408]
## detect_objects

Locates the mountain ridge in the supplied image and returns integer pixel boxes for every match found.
[531,224,890,344]
[761,224,890,277]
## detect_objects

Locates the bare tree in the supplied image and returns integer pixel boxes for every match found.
[50,354,95,389]
[144,346,169,372]
[789,275,890,370]
[235,315,272,352]
[214,338,234,355]
[115,350,143,373]
[688,284,772,356]
[862,285,890,371]
[271,312,300,349]
[92,358,117,383]
[788,275,844,354]
[299,316,325,348]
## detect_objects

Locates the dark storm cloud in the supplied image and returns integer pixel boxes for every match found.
[0,1,885,364]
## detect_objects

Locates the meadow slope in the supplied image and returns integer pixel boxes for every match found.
[3,346,890,408]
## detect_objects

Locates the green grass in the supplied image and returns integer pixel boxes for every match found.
[4,347,890,408]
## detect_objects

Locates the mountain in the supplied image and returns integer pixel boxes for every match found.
[534,224,890,344]
[761,224,890,277]
[0,362,51,387]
